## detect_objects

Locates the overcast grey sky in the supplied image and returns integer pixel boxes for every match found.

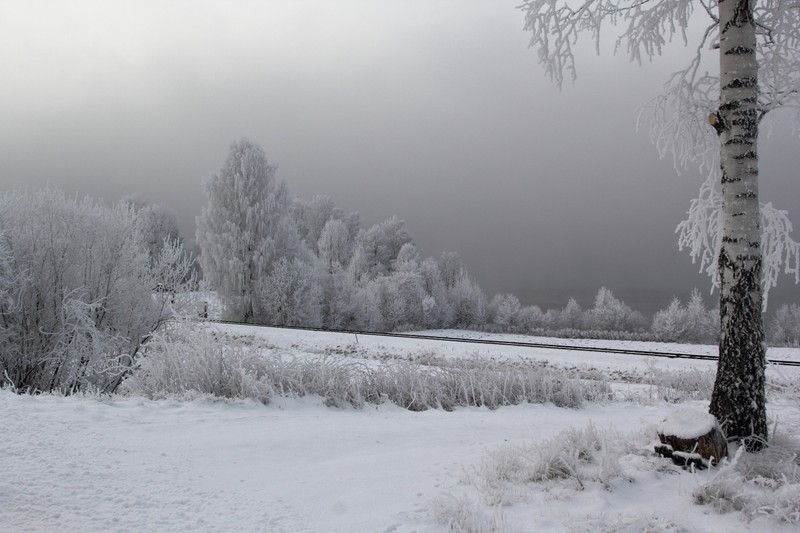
[2,0,799,314]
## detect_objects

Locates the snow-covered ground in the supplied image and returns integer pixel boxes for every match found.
[210,323,800,382]
[2,323,799,532]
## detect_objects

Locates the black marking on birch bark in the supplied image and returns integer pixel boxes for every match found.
[733,0,756,25]
[724,45,754,55]
[731,118,758,128]
[735,191,757,199]
[732,150,758,161]
[737,254,762,262]
[724,137,753,146]
[722,77,757,90]
[722,236,740,243]
[731,212,745,217]
[731,122,758,131]
[721,173,742,183]
[732,108,758,117]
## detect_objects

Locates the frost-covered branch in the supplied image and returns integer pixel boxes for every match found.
[676,172,721,288]
[638,55,718,174]
[520,0,698,87]
[676,172,800,308]
[756,1,800,116]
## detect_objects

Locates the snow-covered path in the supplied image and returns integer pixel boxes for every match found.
[2,391,681,533]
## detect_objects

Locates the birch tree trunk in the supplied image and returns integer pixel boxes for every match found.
[709,0,767,450]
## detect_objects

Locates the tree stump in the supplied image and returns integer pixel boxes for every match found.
[655,408,727,468]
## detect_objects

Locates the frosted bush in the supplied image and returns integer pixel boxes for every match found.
[573,513,692,533]
[120,326,273,403]
[0,188,194,393]
[122,325,610,410]
[475,424,630,505]
[642,363,715,403]
[694,435,800,523]
[432,495,518,533]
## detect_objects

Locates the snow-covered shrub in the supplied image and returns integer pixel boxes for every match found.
[694,434,800,523]
[641,363,716,403]
[432,495,518,533]
[0,188,193,393]
[361,360,592,410]
[269,355,366,408]
[362,355,610,410]
[120,324,273,403]
[123,327,367,406]
[475,423,629,505]
[575,513,692,533]
[522,327,658,342]
[123,325,610,410]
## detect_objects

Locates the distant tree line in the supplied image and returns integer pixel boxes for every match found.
[199,139,780,345]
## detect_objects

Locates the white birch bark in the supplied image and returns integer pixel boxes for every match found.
[709,0,767,447]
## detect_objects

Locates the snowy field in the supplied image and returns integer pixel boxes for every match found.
[2,322,799,533]
[212,323,800,384]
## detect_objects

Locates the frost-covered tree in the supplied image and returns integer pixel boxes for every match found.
[196,139,304,323]
[585,287,646,333]
[292,195,355,256]
[394,242,420,273]
[768,303,800,346]
[516,305,546,332]
[652,298,689,342]
[388,271,427,330]
[520,0,800,447]
[419,257,453,328]
[350,216,413,282]
[490,293,522,331]
[652,290,717,343]
[439,251,465,290]
[685,288,719,342]
[0,188,193,393]
[123,194,182,263]
[257,257,323,327]
[317,218,354,327]
[449,276,487,329]
[559,297,584,330]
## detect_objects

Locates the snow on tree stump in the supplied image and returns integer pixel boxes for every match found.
[655,408,727,469]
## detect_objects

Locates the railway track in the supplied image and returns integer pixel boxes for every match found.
[209,320,800,368]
